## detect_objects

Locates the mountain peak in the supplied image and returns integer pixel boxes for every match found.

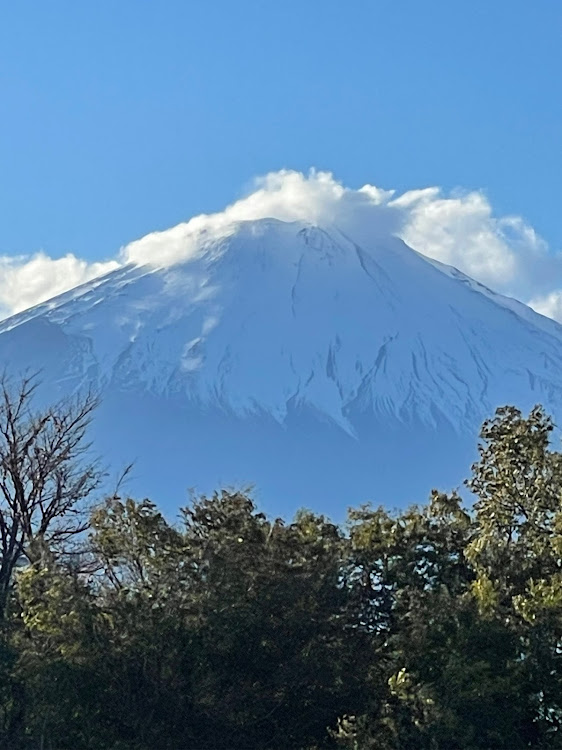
[1,218,561,516]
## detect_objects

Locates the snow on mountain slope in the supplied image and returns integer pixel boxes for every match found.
[1,218,561,517]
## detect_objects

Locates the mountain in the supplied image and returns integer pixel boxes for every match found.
[1,217,562,518]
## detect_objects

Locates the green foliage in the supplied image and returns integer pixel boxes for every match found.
[2,403,562,748]
[465,405,562,743]
[466,405,562,618]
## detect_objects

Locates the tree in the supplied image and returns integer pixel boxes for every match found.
[176,491,365,749]
[0,374,101,619]
[338,485,552,749]
[466,405,562,743]
[339,493,481,749]
[466,405,562,617]
[6,401,562,748]
[13,491,369,749]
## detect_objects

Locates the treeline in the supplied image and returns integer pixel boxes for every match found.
[1,379,562,748]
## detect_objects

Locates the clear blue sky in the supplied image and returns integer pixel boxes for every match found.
[1,0,561,261]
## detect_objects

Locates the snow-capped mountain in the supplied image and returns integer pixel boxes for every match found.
[1,218,562,518]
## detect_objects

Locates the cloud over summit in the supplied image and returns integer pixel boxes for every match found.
[2,170,561,321]
[122,170,401,268]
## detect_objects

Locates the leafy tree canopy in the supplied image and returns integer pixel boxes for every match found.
[2,397,562,749]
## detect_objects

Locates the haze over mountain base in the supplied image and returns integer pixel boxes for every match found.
[91,392,466,517]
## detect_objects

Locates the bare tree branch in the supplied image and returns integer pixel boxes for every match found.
[0,373,102,618]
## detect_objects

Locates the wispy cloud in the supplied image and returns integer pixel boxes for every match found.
[1,170,561,322]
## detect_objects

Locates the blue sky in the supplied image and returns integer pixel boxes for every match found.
[0,1,561,313]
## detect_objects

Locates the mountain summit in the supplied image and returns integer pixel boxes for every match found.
[1,218,562,516]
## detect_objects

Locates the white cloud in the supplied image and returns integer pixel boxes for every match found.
[528,291,562,323]
[392,187,562,319]
[0,252,119,317]
[394,188,518,285]
[1,169,561,322]
[393,187,556,303]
